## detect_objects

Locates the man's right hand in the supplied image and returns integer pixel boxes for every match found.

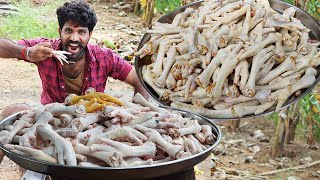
[28,42,54,63]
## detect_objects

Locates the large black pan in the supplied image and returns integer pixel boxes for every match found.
[135,0,320,120]
[0,108,221,180]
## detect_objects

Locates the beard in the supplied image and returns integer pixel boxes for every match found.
[61,40,86,62]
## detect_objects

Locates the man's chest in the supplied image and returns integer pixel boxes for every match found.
[62,58,86,79]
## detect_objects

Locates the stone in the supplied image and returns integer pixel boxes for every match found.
[287,176,301,180]
[118,11,127,17]
[299,156,313,165]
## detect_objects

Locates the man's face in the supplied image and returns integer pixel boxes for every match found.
[59,21,92,62]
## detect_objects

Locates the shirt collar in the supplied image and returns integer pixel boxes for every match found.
[86,44,97,62]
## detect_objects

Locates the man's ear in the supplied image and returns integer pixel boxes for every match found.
[89,31,93,37]
[58,27,61,35]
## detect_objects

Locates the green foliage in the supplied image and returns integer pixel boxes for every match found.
[266,112,279,125]
[307,0,320,20]
[281,0,320,21]
[0,0,65,40]
[155,0,183,13]
[265,93,320,142]
[300,94,320,141]
[301,94,312,115]
[103,39,117,50]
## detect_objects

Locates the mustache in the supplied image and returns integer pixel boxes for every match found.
[66,41,84,48]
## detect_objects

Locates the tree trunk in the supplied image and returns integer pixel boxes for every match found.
[295,0,309,11]
[306,112,315,147]
[228,119,240,132]
[143,0,155,27]
[272,110,287,158]
[134,0,140,15]
[182,0,193,6]
[285,103,300,144]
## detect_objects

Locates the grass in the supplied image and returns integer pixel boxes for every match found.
[0,0,66,40]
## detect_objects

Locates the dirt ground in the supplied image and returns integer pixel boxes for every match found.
[0,1,320,180]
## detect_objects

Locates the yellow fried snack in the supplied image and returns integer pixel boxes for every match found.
[96,92,123,106]
[75,99,85,105]
[96,97,112,106]
[86,103,106,113]
[65,92,123,106]
[83,98,97,107]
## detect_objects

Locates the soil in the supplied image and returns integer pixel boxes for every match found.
[0,1,320,180]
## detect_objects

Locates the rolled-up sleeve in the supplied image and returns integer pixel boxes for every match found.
[17,38,51,47]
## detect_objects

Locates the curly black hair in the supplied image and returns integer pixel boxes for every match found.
[56,0,97,32]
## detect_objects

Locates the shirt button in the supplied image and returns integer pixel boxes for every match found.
[62,86,65,89]
[86,78,88,80]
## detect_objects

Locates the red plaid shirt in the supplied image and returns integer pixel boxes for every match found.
[18,38,132,104]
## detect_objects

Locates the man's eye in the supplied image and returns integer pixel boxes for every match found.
[79,30,86,34]
[65,29,71,33]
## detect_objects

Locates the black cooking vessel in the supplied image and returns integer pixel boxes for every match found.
[0,108,221,180]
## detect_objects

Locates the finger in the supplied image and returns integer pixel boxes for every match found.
[39,42,52,49]
[39,47,53,58]
[47,48,54,55]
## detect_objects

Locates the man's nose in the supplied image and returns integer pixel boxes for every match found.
[70,33,80,41]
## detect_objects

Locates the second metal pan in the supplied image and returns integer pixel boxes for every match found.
[135,0,320,120]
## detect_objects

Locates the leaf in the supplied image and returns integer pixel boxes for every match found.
[309,95,318,104]
[312,105,319,113]
[315,94,320,100]
[309,1,317,13]
[309,95,320,112]
[103,39,117,50]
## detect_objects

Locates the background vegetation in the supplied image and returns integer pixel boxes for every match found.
[0,0,64,39]
[155,0,182,13]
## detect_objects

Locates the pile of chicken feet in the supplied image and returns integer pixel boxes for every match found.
[137,0,320,118]
[0,93,216,167]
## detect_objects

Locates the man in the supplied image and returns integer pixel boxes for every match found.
[0,0,148,163]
